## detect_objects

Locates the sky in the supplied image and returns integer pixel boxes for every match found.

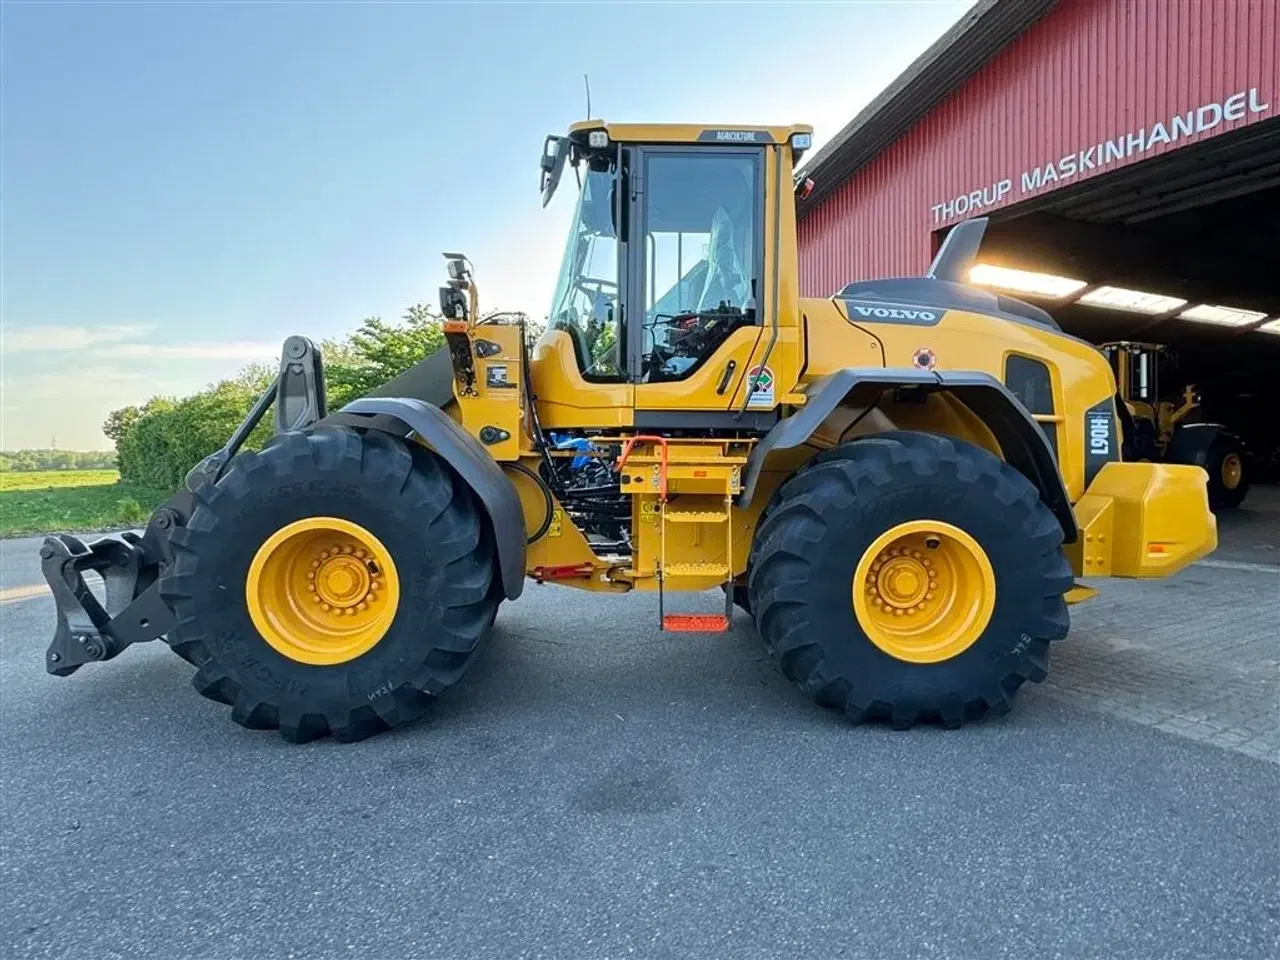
[1,0,971,450]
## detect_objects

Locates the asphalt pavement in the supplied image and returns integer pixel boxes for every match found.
[2,514,1278,960]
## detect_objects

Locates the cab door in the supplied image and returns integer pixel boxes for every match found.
[627,146,772,426]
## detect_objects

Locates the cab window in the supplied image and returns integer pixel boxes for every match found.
[640,152,760,382]
[547,159,624,382]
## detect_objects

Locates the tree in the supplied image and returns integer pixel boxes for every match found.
[109,303,451,486]
[104,301,546,488]
[324,303,447,407]
[103,406,142,443]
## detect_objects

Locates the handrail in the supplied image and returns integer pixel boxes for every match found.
[616,434,670,499]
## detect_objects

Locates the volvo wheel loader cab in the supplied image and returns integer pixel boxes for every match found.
[1101,340,1249,510]
[40,120,1218,742]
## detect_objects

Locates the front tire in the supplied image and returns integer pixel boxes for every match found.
[160,426,499,742]
[748,431,1071,729]
[1203,434,1249,510]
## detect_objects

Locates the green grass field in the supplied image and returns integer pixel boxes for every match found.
[0,470,170,538]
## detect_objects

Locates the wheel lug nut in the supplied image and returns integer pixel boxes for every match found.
[312,595,322,604]
[319,551,330,560]
[320,603,331,612]
[894,608,904,617]
[342,545,353,554]
[357,602,368,612]
[355,550,365,559]
[925,592,934,601]
[307,583,316,593]
[344,607,355,616]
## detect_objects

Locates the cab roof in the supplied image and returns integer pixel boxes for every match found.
[568,120,812,146]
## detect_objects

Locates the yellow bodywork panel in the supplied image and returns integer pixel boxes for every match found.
[568,119,811,146]
[451,323,526,461]
[504,459,629,593]
[1066,462,1217,578]
[529,332,634,429]
[803,298,887,372]
[634,326,796,411]
[800,297,1119,504]
[618,440,753,590]
[633,327,763,411]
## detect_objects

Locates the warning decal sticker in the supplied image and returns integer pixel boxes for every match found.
[747,365,776,408]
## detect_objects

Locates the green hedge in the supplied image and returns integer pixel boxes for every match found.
[106,306,530,491]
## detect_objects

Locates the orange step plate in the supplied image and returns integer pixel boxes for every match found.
[662,614,730,633]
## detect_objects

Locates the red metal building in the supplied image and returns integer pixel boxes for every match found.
[797,0,1279,296]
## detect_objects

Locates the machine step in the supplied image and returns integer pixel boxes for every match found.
[663,561,730,578]
[663,508,729,524]
[662,614,730,633]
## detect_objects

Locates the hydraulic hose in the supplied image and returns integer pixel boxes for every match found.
[506,461,556,544]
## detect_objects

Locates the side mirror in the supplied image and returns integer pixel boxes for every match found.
[439,285,469,321]
[540,135,569,208]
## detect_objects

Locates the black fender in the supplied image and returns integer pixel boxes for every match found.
[737,367,1078,543]
[324,397,526,600]
[1168,422,1229,468]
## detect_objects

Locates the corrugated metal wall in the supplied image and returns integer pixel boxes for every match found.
[798,0,1279,295]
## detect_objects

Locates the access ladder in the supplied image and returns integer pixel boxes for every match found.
[616,435,751,633]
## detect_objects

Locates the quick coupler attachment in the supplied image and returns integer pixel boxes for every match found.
[40,533,174,677]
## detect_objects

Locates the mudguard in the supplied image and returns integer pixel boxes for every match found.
[738,367,1078,543]
[1168,422,1225,468]
[326,397,527,599]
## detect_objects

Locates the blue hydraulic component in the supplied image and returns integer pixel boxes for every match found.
[549,432,595,470]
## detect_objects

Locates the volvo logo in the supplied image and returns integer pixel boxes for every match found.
[851,305,940,322]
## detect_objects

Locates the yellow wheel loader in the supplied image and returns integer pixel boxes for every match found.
[1100,340,1249,510]
[41,121,1218,741]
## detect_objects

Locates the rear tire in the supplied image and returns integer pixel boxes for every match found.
[160,426,499,742]
[1203,434,1249,510]
[748,431,1071,729]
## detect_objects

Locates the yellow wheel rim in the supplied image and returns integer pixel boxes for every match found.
[245,517,400,666]
[1221,452,1242,490]
[852,520,996,664]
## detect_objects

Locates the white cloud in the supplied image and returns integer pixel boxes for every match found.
[106,341,280,361]
[0,323,278,363]
[0,323,155,353]
[0,324,276,363]
[3,366,157,400]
